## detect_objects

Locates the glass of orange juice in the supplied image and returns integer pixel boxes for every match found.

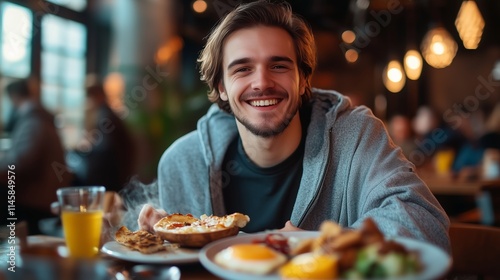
[434,149,455,176]
[57,186,106,258]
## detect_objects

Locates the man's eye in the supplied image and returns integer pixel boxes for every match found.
[272,65,287,69]
[235,67,250,73]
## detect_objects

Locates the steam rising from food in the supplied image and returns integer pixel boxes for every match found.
[118,177,163,231]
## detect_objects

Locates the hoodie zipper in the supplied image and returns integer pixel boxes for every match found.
[297,127,333,227]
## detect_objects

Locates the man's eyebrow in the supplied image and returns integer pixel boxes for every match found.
[227,56,295,70]
[269,55,294,64]
[227,58,251,70]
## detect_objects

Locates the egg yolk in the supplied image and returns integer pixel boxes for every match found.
[227,244,278,260]
[279,253,338,279]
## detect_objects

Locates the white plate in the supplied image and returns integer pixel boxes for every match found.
[101,241,200,264]
[199,231,451,280]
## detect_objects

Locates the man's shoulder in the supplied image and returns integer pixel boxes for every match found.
[309,88,362,119]
[310,88,345,103]
[157,132,200,169]
[164,131,201,156]
[307,88,385,136]
[312,88,376,114]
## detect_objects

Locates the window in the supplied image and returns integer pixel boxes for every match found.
[45,0,86,12]
[0,2,32,132]
[41,14,87,148]
[0,1,88,148]
[0,2,32,78]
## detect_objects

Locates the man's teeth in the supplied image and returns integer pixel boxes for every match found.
[249,99,279,107]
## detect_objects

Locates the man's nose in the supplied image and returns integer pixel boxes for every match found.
[251,68,274,91]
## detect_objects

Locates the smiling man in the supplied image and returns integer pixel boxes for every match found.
[141,0,450,252]
[219,25,304,167]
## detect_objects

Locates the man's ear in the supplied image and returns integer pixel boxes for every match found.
[218,82,228,101]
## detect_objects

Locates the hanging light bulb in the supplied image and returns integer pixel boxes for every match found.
[455,0,484,49]
[420,26,457,68]
[345,49,359,63]
[192,0,208,13]
[404,49,423,80]
[383,60,406,93]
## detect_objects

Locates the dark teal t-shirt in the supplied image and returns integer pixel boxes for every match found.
[221,135,304,233]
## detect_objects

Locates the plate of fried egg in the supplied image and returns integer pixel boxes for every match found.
[199,219,451,280]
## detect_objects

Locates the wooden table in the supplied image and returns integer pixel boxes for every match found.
[417,171,500,219]
[416,170,481,217]
[417,171,481,196]
[0,235,221,280]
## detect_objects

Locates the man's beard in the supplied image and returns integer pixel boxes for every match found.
[227,88,301,138]
[233,106,299,138]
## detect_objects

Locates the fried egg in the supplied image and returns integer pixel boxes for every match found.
[279,252,338,279]
[214,243,287,275]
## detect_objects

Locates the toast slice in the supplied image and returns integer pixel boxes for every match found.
[115,225,167,254]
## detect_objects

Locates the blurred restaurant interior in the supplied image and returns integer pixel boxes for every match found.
[1,0,500,224]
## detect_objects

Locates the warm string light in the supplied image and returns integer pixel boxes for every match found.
[192,0,207,14]
[341,30,358,63]
[420,27,457,69]
[376,0,489,98]
[341,30,356,44]
[404,50,422,80]
[345,49,359,63]
[155,36,184,64]
[455,0,484,49]
[383,60,406,93]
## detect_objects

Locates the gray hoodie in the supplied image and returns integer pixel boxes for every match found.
[157,88,450,252]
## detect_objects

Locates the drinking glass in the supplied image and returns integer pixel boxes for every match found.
[57,186,106,258]
[434,149,455,175]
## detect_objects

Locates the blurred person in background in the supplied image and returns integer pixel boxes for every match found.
[411,106,442,169]
[412,106,439,140]
[453,103,500,179]
[480,102,500,179]
[2,104,19,135]
[0,78,73,234]
[451,106,487,177]
[387,114,416,159]
[480,102,500,150]
[67,81,137,193]
[411,105,465,171]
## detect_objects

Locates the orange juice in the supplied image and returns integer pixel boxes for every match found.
[434,149,455,175]
[61,210,103,258]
